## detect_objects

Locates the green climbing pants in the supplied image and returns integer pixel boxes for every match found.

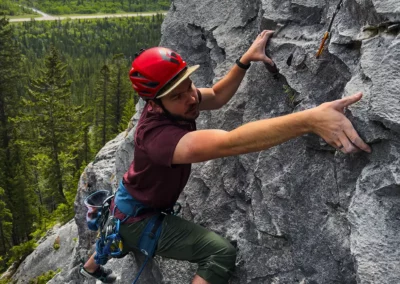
[119,214,236,284]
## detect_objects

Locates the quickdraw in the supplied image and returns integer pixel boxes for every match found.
[316,0,344,58]
[94,207,124,265]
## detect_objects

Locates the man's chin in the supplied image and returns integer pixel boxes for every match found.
[169,111,199,122]
[182,109,200,120]
[189,110,200,120]
[183,113,199,121]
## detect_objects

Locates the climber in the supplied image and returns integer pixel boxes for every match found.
[79,29,372,284]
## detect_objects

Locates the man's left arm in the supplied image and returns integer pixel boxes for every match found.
[199,30,275,111]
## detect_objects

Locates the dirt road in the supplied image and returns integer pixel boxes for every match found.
[9,11,166,22]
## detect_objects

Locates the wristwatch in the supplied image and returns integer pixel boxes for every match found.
[236,56,251,70]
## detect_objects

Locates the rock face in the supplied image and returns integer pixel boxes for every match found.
[11,1,400,283]
[11,220,79,283]
[157,1,400,283]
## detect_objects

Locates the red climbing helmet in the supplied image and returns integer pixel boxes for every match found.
[129,47,199,100]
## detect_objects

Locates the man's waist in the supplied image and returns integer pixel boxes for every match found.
[120,180,178,211]
[111,198,158,224]
[115,181,157,216]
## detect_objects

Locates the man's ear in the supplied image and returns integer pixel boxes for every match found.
[148,100,163,113]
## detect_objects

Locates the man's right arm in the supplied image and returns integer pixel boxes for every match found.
[172,92,372,164]
[198,30,275,111]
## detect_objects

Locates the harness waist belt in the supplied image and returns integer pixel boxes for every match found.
[115,181,156,217]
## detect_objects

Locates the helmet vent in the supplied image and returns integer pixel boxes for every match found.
[169,58,179,65]
[142,81,159,88]
[170,52,179,64]
[131,71,143,78]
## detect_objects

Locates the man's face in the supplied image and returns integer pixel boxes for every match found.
[160,78,200,121]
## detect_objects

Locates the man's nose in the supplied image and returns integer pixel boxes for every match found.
[186,91,196,103]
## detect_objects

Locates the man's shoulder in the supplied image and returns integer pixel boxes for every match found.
[136,112,189,143]
[138,112,180,132]
[140,107,195,130]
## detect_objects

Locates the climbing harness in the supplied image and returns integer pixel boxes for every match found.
[114,180,181,283]
[84,182,181,284]
[132,213,165,284]
[316,0,344,58]
[114,180,157,218]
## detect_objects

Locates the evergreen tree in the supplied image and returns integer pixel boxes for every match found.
[100,64,111,145]
[0,17,34,250]
[110,53,131,134]
[22,45,83,205]
[0,187,12,258]
[118,93,136,132]
[92,63,113,154]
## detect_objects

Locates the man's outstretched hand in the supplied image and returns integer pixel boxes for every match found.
[308,92,372,154]
[241,30,275,66]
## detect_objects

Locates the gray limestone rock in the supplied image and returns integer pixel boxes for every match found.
[349,144,400,283]
[11,220,78,283]
[10,0,400,283]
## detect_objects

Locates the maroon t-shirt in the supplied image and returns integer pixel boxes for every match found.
[112,98,197,223]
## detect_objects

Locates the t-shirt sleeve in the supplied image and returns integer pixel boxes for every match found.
[141,125,189,167]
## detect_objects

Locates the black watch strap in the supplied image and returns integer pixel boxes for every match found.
[236,56,251,70]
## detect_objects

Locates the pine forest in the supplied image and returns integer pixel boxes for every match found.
[0,1,166,274]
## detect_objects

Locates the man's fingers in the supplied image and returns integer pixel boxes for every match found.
[315,93,371,154]
[336,92,363,108]
[258,30,274,40]
[337,134,360,154]
[264,30,274,40]
[264,57,274,66]
[343,123,372,153]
